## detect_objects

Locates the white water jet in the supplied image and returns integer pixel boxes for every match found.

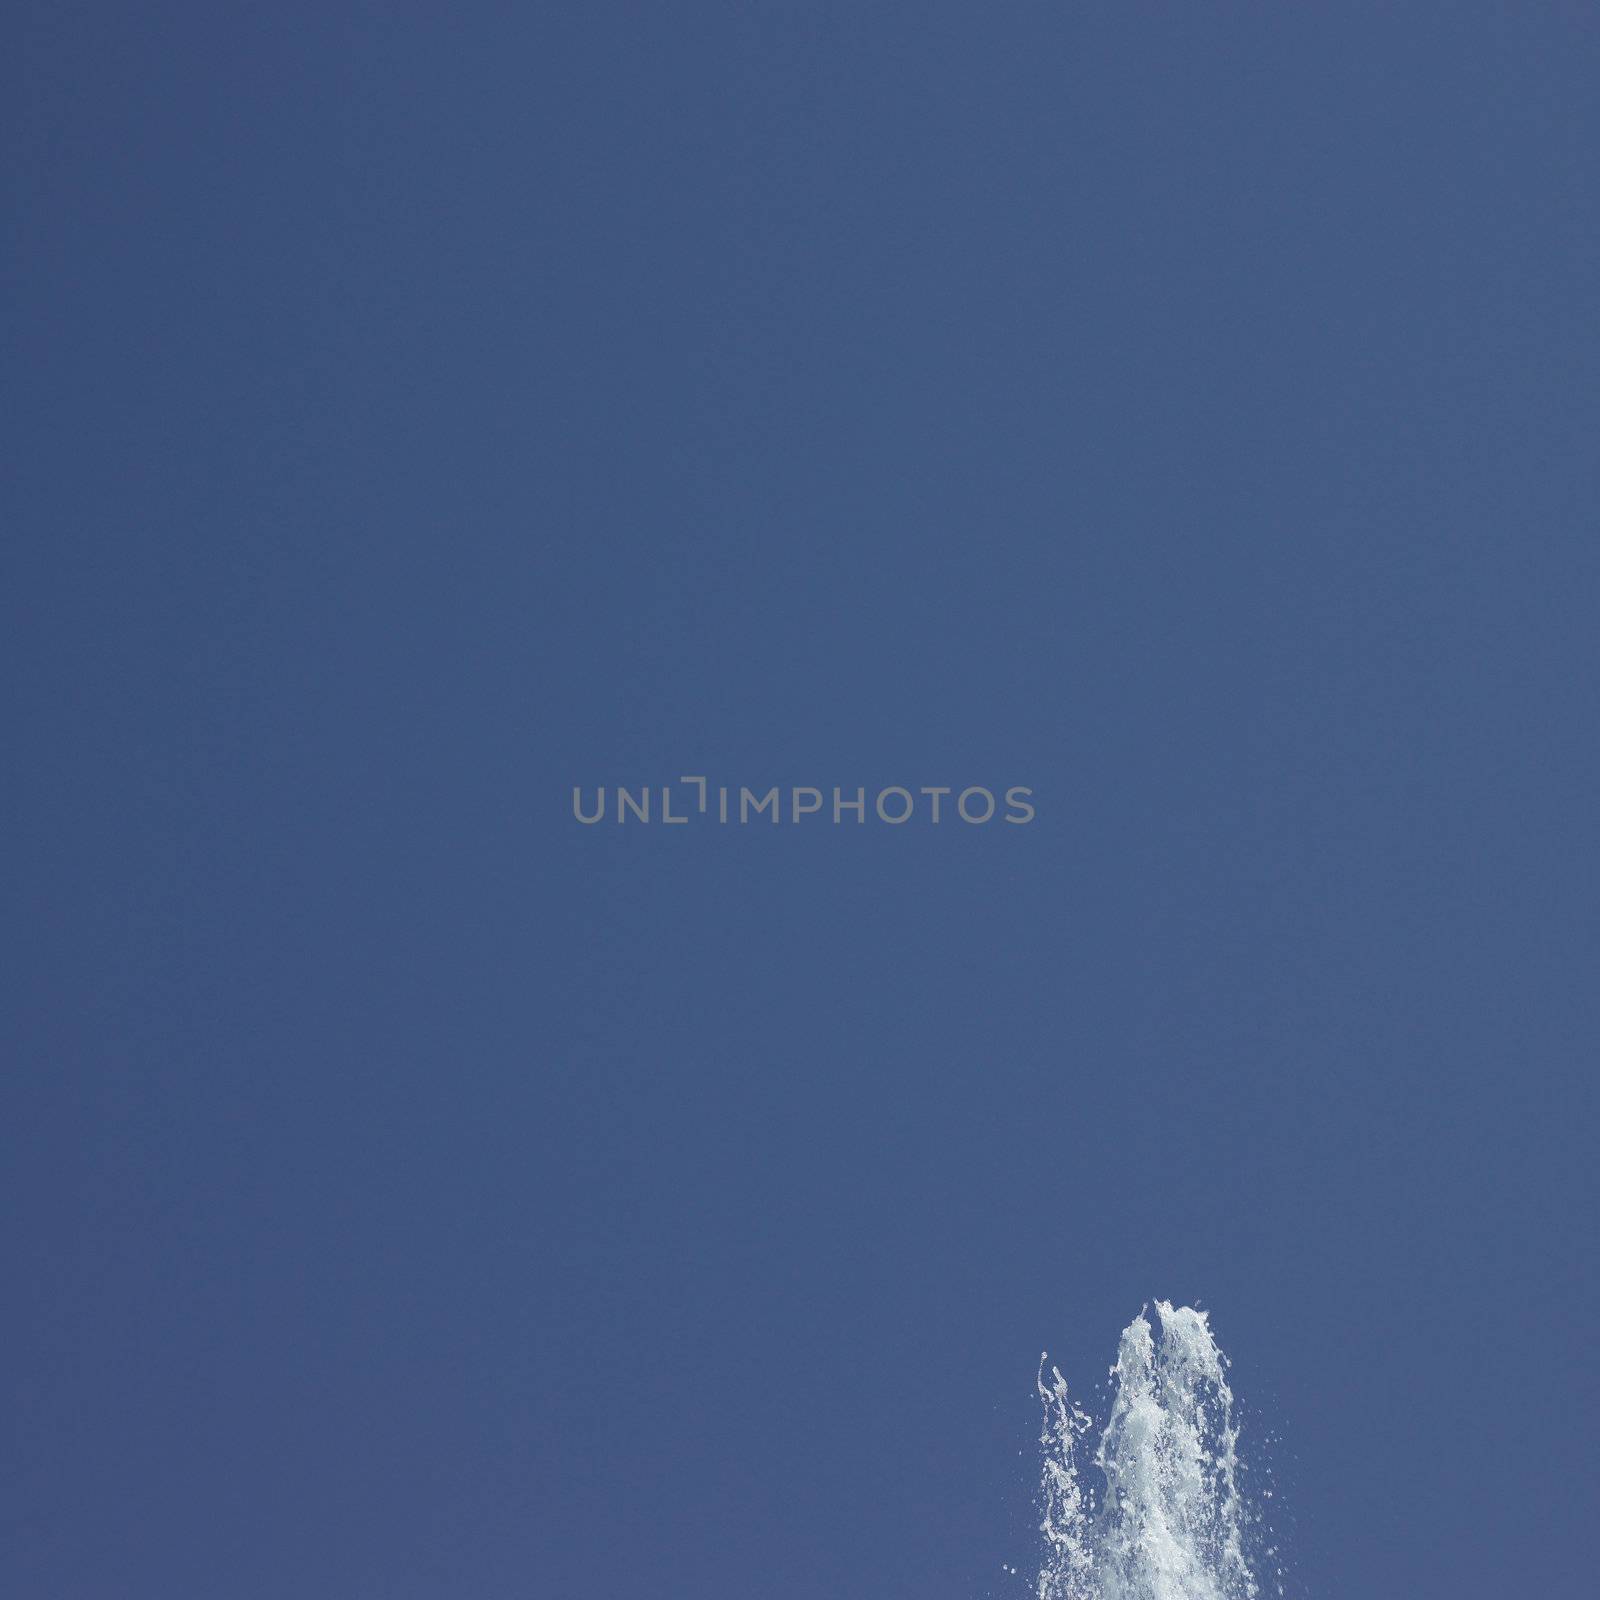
[1036,1303,1269,1600]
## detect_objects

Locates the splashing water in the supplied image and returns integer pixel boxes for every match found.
[1035,1303,1266,1600]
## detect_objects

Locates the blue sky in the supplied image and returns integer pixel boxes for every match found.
[5,4,1597,1596]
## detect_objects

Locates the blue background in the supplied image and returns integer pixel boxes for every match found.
[6,4,1596,1595]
